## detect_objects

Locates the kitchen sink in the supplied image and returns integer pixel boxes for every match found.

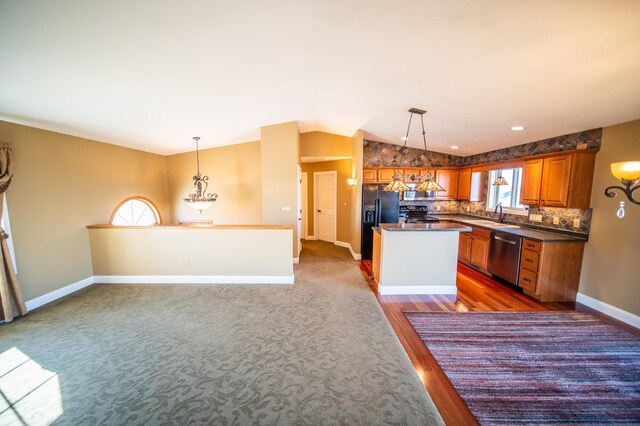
[462,219,520,229]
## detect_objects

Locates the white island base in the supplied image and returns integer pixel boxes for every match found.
[372,222,472,295]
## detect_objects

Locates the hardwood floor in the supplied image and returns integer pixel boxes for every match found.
[359,260,638,426]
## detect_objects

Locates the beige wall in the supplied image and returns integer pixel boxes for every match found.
[166,141,262,225]
[88,227,293,280]
[300,131,353,158]
[0,120,169,300]
[301,159,352,243]
[260,122,300,257]
[578,119,640,316]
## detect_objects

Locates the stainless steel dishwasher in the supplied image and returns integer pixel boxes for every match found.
[488,230,523,286]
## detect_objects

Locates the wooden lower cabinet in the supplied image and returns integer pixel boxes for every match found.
[372,229,381,287]
[458,232,472,263]
[458,227,490,272]
[518,238,585,302]
[470,228,490,271]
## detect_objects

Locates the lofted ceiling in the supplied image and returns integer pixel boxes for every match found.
[1,0,639,156]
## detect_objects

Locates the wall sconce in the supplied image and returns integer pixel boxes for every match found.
[347,178,357,187]
[604,161,639,218]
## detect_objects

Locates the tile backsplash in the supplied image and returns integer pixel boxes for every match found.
[403,200,591,235]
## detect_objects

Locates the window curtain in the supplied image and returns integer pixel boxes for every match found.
[0,143,27,323]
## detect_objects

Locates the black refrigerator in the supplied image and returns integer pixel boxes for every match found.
[361,184,400,260]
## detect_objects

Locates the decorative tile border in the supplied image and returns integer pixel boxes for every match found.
[364,128,601,168]
[363,140,464,167]
[460,128,602,166]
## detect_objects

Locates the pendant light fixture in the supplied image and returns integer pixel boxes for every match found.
[492,171,509,186]
[384,108,445,193]
[184,137,218,213]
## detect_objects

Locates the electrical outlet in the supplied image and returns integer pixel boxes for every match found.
[183,259,190,267]
[436,205,441,211]
[466,206,471,212]
[577,143,588,150]
[573,219,581,228]
[553,216,560,225]
[530,214,542,222]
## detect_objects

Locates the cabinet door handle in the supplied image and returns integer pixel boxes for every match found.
[523,278,531,283]
[525,258,533,263]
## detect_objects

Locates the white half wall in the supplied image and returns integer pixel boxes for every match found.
[87,226,294,282]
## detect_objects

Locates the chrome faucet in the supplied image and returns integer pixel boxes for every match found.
[494,203,504,223]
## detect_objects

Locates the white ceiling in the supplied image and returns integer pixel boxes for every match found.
[1,0,639,156]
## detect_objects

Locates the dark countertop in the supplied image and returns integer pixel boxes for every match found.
[430,214,587,242]
[376,222,472,232]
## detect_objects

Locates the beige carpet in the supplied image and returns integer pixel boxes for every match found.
[0,240,443,425]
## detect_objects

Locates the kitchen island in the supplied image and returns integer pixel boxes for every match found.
[372,222,471,295]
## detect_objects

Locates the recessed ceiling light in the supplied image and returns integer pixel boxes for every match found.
[511,126,526,131]
[450,145,460,150]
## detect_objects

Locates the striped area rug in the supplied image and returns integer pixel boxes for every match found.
[404,311,640,425]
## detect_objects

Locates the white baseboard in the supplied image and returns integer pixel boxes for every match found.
[377,285,457,296]
[94,275,295,284]
[334,241,362,260]
[305,235,316,240]
[293,257,299,264]
[576,293,640,329]
[25,276,95,311]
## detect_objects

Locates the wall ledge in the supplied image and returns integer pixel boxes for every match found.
[576,293,640,329]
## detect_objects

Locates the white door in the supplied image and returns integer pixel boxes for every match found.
[315,172,336,243]
[301,172,308,239]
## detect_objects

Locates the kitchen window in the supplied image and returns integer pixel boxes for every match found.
[486,168,527,215]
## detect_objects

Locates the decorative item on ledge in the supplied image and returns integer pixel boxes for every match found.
[184,137,218,213]
[605,161,639,218]
[383,108,445,193]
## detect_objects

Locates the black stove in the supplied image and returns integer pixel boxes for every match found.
[399,206,440,223]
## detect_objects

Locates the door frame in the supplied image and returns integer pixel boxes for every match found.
[301,172,308,239]
[313,171,337,243]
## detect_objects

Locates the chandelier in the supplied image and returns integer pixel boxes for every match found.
[383,108,445,193]
[183,137,218,213]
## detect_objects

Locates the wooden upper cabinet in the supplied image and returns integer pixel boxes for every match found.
[363,168,378,183]
[520,152,596,208]
[402,168,420,183]
[377,168,396,183]
[540,155,572,207]
[435,169,459,199]
[520,159,544,205]
[457,167,472,200]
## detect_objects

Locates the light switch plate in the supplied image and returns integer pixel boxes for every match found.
[281,206,291,212]
[553,216,560,225]
[573,219,581,228]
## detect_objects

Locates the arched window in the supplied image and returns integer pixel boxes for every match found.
[110,196,161,226]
